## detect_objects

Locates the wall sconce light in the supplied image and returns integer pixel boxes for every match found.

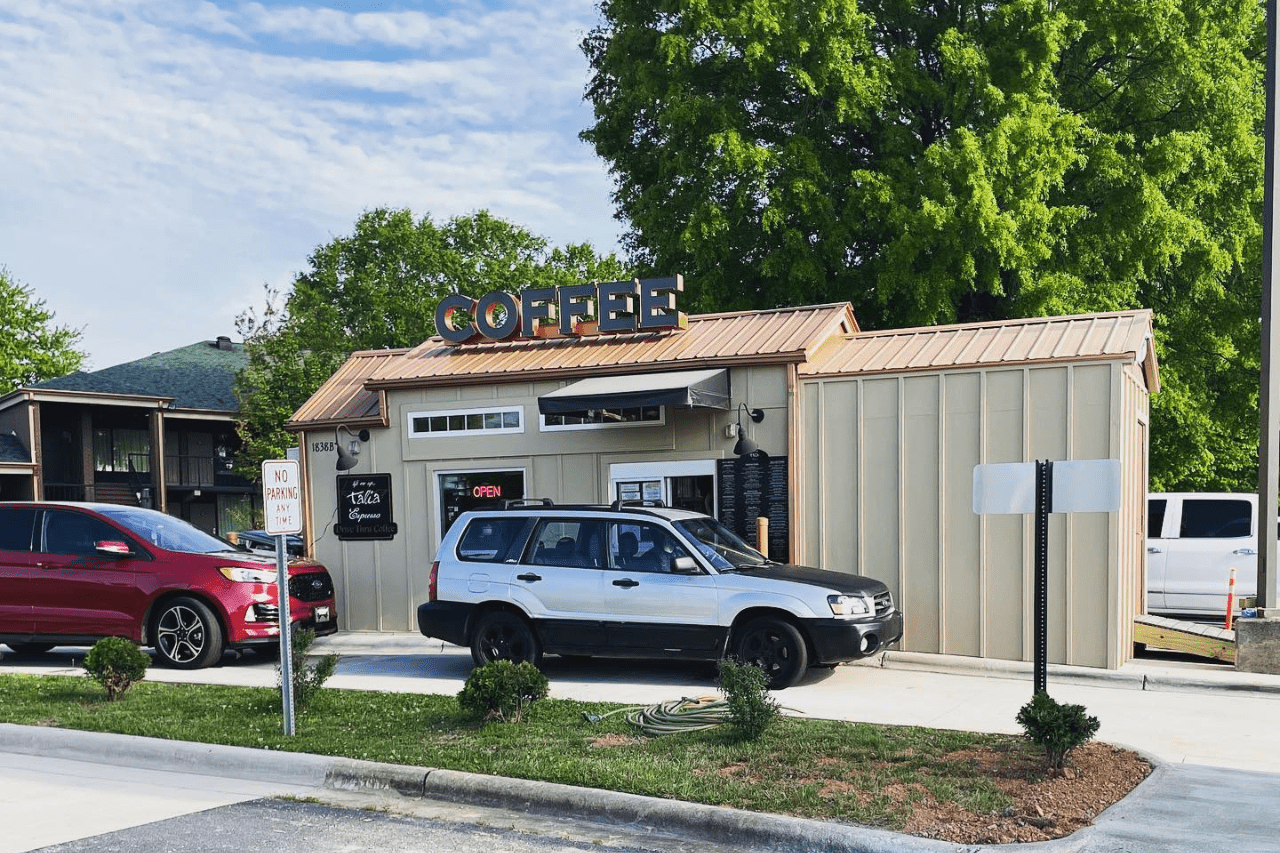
[732,403,765,457]
[335,425,371,471]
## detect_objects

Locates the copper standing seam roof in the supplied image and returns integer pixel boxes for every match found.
[801,309,1158,392]
[288,303,858,429]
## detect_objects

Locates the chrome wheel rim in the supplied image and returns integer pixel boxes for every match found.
[156,604,207,664]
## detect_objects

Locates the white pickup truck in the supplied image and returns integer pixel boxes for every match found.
[1147,493,1262,619]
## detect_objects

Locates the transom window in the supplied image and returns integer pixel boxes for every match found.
[540,406,663,431]
[408,406,523,438]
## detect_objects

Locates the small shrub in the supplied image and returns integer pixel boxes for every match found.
[1016,690,1100,769]
[276,627,339,714]
[718,658,780,740]
[458,660,549,722]
[83,637,149,701]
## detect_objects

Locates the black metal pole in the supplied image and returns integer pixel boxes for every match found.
[1034,460,1053,695]
[1258,0,1280,616]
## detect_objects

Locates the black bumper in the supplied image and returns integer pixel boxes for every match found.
[417,600,474,647]
[801,611,904,665]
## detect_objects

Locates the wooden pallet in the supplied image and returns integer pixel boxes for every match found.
[1134,614,1236,663]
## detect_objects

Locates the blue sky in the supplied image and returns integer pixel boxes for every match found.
[0,0,622,369]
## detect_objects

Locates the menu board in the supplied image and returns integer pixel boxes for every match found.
[716,455,789,562]
[334,473,398,540]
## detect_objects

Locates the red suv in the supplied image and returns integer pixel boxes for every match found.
[0,502,337,668]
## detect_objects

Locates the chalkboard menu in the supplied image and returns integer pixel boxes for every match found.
[716,455,789,562]
[334,473,398,540]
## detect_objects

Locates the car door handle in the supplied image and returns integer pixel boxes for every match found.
[1233,548,1257,556]
[1147,547,1162,554]
[612,578,640,588]
[516,573,542,583]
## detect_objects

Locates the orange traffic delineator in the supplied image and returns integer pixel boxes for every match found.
[1225,567,1237,631]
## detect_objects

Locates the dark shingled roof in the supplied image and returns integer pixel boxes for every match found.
[0,432,30,463]
[35,339,248,411]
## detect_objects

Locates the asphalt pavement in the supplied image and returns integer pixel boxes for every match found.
[3,634,1280,852]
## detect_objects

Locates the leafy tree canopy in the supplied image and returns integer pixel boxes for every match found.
[0,267,85,391]
[234,209,629,474]
[582,0,1265,491]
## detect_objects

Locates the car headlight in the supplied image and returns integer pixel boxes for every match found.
[218,566,278,584]
[828,594,870,616]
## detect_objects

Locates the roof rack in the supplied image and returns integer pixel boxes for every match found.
[497,498,555,509]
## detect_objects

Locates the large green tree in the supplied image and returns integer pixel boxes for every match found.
[582,0,1264,490]
[235,209,629,473]
[0,267,84,390]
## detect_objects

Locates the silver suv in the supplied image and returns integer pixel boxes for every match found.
[417,500,903,688]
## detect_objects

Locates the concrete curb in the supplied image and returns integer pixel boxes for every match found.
[876,650,1280,696]
[0,722,1161,853]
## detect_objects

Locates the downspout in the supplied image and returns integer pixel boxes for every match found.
[787,363,799,565]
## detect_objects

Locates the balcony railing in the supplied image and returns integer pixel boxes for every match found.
[127,452,240,489]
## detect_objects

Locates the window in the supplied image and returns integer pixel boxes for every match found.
[457,518,526,563]
[608,521,691,573]
[1179,499,1252,539]
[409,407,523,438]
[438,470,525,534]
[1148,499,1166,538]
[541,405,663,431]
[93,427,150,473]
[526,519,605,569]
[42,510,123,557]
[0,506,37,552]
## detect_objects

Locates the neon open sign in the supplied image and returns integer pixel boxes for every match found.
[434,275,686,345]
[472,485,502,498]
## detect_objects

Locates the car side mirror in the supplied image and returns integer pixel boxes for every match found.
[671,556,700,574]
[95,540,133,557]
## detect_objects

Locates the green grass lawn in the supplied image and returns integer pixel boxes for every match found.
[0,672,1026,831]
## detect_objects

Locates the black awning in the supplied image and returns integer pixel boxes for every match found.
[538,368,730,415]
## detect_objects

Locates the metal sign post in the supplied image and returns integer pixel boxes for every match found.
[1033,461,1053,694]
[262,459,302,736]
[974,458,1121,696]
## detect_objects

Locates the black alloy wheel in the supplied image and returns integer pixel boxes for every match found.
[734,616,809,689]
[470,611,543,667]
[153,596,224,669]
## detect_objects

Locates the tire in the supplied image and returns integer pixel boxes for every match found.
[152,596,224,669]
[470,611,543,668]
[8,642,55,655]
[734,617,809,689]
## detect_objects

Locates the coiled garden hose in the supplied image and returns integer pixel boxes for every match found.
[584,695,730,735]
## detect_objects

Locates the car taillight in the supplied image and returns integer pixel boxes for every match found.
[429,561,438,602]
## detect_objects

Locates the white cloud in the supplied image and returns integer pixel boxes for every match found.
[0,0,622,369]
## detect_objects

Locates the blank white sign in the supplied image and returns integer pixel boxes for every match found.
[973,459,1122,515]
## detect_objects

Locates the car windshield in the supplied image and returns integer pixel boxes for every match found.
[100,507,238,554]
[674,516,770,571]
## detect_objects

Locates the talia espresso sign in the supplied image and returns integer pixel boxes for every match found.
[334,473,398,540]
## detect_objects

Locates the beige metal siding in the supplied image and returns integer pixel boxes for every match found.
[860,379,901,610]
[903,376,941,653]
[801,359,1144,669]
[984,370,1026,661]
[942,373,982,657]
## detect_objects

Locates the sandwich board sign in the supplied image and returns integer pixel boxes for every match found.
[973,459,1121,694]
[262,459,301,735]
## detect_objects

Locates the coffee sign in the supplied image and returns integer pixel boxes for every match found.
[435,275,686,345]
[334,473,398,540]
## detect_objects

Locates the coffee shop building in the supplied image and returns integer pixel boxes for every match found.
[288,278,1158,669]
